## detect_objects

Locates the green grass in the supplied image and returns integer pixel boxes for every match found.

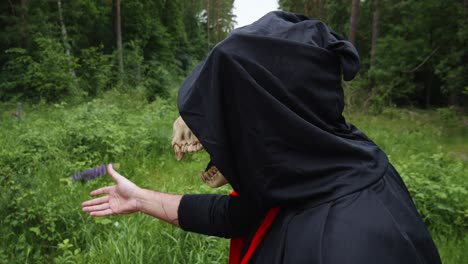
[434,234,468,264]
[0,92,466,263]
[346,108,468,263]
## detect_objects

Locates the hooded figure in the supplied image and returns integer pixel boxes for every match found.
[176,11,440,264]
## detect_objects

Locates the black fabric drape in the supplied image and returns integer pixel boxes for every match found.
[177,11,441,263]
[178,11,388,209]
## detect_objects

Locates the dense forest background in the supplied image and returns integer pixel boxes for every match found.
[1,0,467,109]
[0,0,236,102]
[280,0,468,111]
[0,1,467,263]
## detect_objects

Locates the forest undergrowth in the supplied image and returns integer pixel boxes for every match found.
[0,90,467,263]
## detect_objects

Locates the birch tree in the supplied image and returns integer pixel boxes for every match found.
[57,0,76,78]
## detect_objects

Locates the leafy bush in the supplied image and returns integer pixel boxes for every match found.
[0,92,179,262]
[0,37,78,102]
[396,153,468,234]
[349,108,468,236]
[77,46,113,97]
[0,96,466,263]
[122,41,172,101]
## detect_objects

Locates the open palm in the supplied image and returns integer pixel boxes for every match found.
[82,164,141,217]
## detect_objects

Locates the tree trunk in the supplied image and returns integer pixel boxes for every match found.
[304,1,309,16]
[319,0,326,21]
[349,0,359,45]
[315,0,320,17]
[20,0,28,6]
[7,0,16,16]
[19,0,29,47]
[57,0,76,78]
[448,92,458,106]
[214,0,219,42]
[114,0,124,79]
[426,74,433,108]
[370,0,380,68]
[206,0,210,50]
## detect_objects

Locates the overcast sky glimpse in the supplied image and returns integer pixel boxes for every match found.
[233,0,279,28]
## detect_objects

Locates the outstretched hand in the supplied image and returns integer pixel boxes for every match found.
[82,164,142,217]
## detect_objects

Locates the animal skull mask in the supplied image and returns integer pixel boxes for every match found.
[172,116,228,188]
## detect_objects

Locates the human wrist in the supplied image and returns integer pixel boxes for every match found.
[134,187,150,213]
[134,188,182,226]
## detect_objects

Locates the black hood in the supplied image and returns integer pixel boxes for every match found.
[178,11,388,208]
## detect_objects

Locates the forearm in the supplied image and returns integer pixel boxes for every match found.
[136,188,182,226]
[178,194,265,238]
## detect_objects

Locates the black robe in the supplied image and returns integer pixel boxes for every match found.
[177,11,441,264]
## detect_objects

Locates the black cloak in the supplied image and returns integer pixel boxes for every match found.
[178,11,386,208]
[177,11,441,264]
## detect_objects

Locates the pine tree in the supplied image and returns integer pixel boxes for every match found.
[349,0,359,45]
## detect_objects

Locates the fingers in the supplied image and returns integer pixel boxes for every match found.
[81,195,109,207]
[107,164,124,182]
[82,196,113,217]
[90,209,113,217]
[90,186,113,196]
[82,203,110,213]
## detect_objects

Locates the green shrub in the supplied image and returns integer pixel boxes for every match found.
[396,153,468,234]
[0,97,466,263]
[0,37,79,103]
[349,108,468,236]
[121,41,172,101]
[77,46,113,97]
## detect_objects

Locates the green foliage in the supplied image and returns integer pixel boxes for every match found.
[325,0,350,36]
[434,3,468,103]
[280,0,468,108]
[1,1,467,262]
[362,0,467,107]
[121,0,174,64]
[0,37,78,102]
[0,91,237,263]
[348,108,468,236]
[398,153,468,233]
[434,234,468,264]
[202,0,236,48]
[141,60,172,101]
[0,92,177,263]
[77,46,112,97]
[120,41,172,100]
[0,0,237,103]
[0,94,467,263]
[183,0,210,61]
[436,107,458,123]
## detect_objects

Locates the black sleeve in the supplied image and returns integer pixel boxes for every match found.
[178,194,265,238]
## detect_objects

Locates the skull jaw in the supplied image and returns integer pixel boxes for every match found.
[172,116,228,188]
[200,166,228,188]
[173,143,203,161]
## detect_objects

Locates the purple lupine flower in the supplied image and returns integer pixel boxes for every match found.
[100,165,106,177]
[72,164,109,183]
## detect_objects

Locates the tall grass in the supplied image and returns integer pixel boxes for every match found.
[0,92,466,263]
